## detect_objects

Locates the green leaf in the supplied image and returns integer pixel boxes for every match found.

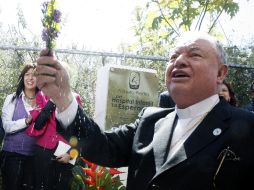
[152,16,162,29]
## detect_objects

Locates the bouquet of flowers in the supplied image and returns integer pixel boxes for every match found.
[41,0,62,51]
[71,157,126,190]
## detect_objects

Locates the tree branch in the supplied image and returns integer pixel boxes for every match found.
[153,0,180,36]
[198,0,210,31]
[208,0,228,33]
[186,0,190,31]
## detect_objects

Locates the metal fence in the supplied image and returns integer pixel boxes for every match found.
[0,45,253,115]
[1,45,254,69]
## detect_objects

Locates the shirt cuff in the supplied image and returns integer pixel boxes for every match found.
[56,98,78,129]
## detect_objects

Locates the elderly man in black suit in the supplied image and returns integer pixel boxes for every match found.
[36,32,254,190]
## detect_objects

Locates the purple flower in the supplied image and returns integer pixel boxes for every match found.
[53,9,62,23]
[43,28,60,40]
[42,28,50,42]
[41,2,48,14]
[51,29,60,38]
[41,0,62,49]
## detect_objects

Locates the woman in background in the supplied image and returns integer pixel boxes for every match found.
[26,90,73,190]
[219,80,238,107]
[1,63,38,190]
[26,62,82,190]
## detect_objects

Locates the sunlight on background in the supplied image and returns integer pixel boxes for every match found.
[0,0,145,50]
[0,0,254,50]
[218,0,254,47]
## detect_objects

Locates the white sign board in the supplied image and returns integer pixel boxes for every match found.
[94,65,159,130]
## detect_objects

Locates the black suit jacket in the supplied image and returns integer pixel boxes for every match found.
[67,98,254,190]
[0,117,4,145]
[158,91,175,108]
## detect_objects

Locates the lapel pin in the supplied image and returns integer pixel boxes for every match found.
[213,128,222,136]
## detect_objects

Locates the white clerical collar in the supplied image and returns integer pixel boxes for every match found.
[176,94,219,119]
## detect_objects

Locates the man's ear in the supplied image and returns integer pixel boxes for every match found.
[217,64,228,84]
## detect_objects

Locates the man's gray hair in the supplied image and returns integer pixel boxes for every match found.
[215,40,228,65]
[175,31,228,65]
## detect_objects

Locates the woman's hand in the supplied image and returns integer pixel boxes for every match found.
[56,153,71,164]
[25,115,33,126]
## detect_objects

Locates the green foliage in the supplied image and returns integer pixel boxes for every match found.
[225,46,254,105]
[128,0,253,106]
[0,6,41,114]
[226,68,251,105]
[130,0,241,56]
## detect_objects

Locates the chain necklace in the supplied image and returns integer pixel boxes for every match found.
[24,95,36,106]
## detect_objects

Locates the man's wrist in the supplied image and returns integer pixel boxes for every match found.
[56,98,78,128]
[55,92,74,113]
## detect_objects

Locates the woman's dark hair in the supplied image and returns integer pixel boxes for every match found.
[12,63,39,102]
[223,80,238,107]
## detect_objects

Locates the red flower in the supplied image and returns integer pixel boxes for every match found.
[80,157,97,171]
[82,168,96,179]
[97,167,106,177]
[109,168,124,175]
[83,176,95,185]
[72,157,126,190]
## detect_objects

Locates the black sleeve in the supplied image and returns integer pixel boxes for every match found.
[0,117,4,145]
[34,101,56,130]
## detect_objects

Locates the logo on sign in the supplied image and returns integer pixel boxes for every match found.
[129,71,140,89]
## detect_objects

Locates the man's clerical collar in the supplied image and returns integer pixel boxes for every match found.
[176,94,219,119]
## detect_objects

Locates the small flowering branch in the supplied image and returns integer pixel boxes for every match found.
[41,0,61,53]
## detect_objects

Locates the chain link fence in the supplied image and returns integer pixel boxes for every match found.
[0,45,254,116]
